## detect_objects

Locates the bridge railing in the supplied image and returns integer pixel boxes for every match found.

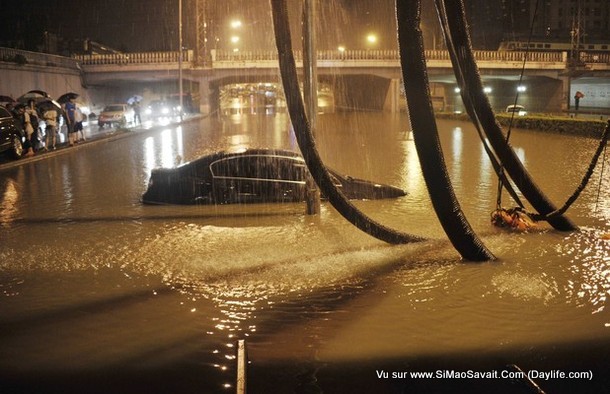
[578,51,610,64]
[0,47,80,70]
[22,47,601,68]
[74,50,194,65]
[210,49,564,63]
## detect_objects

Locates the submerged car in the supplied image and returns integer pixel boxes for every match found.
[142,149,407,205]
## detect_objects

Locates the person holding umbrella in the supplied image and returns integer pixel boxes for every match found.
[14,104,35,157]
[26,99,41,151]
[64,96,77,146]
[42,106,59,151]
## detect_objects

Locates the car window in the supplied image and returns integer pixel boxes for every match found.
[277,158,307,182]
[104,105,124,112]
[210,155,307,183]
[0,107,10,118]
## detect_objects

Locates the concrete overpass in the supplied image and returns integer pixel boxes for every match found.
[2,46,609,114]
[75,48,610,114]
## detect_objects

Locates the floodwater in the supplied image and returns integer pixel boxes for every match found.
[1,112,609,393]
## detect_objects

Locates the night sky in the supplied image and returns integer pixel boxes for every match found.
[0,0,180,52]
[0,0,503,53]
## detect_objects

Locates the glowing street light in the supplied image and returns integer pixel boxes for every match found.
[337,46,346,53]
[366,34,378,46]
[230,36,240,44]
[230,20,242,29]
[517,85,527,92]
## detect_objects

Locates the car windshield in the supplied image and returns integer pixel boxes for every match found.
[104,105,124,112]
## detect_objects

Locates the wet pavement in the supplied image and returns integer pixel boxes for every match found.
[0,115,202,172]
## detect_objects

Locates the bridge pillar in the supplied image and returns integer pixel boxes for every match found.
[384,78,402,113]
[198,79,212,115]
[561,75,571,112]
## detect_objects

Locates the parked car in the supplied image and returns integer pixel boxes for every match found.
[144,100,179,119]
[142,148,407,205]
[0,105,25,159]
[98,104,134,129]
[505,104,527,116]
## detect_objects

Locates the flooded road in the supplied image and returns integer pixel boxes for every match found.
[1,112,609,393]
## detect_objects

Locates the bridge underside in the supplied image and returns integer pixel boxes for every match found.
[82,67,607,115]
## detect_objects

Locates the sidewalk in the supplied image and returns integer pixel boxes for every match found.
[0,115,201,172]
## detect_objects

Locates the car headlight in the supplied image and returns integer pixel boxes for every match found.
[162,107,169,114]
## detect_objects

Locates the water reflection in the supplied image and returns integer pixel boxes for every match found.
[60,161,75,217]
[451,126,463,177]
[564,228,610,315]
[161,129,176,168]
[144,136,155,175]
[0,178,19,226]
[142,126,185,171]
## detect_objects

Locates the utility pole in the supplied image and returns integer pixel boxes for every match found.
[178,0,184,120]
[303,0,318,132]
[195,0,207,66]
[303,0,321,215]
[570,0,584,64]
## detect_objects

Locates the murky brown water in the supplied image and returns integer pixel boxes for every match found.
[1,113,609,393]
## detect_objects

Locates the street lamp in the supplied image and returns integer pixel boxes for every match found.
[366,34,378,46]
[228,18,243,51]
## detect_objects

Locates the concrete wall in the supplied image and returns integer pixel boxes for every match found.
[571,79,610,110]
[0,62,88,103]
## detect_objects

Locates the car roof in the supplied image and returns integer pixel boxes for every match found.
[0,104,13,119]
[155,147,352,181]
[170,148,304,171]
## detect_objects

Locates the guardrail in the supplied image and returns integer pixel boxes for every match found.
[3,46,607,69]
[0,47,81,70]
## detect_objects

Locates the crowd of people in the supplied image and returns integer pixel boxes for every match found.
[6,96,86,157]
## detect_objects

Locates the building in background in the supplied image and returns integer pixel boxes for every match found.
[498,0,609,44]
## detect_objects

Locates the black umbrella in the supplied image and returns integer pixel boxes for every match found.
[26,89,50,97]
[17,90,51,104]
[0,95,16,103]
[36,99,62,114]
[58,92,79,104]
